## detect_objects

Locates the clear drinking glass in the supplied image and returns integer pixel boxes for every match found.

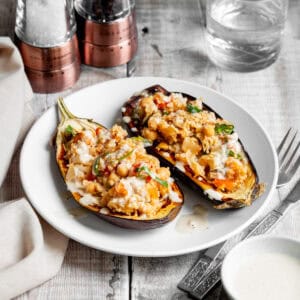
[206,0,289,72]
[15,0,76,47]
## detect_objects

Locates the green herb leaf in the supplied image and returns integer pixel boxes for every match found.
[187,103,202,113]
[65,125,75,136]
[137,166,168,187]
[228,150,235,157]
[131,136,152,147]
[215,123,234,135]
[118,150,134,161]
[162,110,170,115]
[92,156,102,176]
[227,150,243,160]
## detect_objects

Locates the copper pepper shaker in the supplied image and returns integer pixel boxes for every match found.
[74,0,137,68]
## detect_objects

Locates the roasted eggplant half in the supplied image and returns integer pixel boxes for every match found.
[122,85,265,209]
[55,98,183,229]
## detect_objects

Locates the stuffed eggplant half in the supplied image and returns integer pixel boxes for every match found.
[55,98,183,229]
[122,85,265,209]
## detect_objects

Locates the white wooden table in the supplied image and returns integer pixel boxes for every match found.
[1,0,300,299]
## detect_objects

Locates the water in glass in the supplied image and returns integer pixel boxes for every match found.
[206,0,288,71]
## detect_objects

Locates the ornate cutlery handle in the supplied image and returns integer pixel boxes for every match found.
[177,255,213,291]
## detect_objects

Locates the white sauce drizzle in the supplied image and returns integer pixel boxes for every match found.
[66,181,83,194]
[169,190,182,203]
[76,141,94,163]
[110,177,147,207]
[175,204,208,233]
[123,116,131,123]
[204,189,223,201]
[79,194,99,206]
[100,207,110,215]
[175,161,185,172]
[83,130,95,143]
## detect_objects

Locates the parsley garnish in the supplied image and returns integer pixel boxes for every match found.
[131,136,152,147]
[228,150,235,157]
[187,103,202,113]
[92,156,101,176]
[215,123,234,135]
[65,125,75,136]
[137,166,168,187]
[228,150,242,160]
[118,150,134,161]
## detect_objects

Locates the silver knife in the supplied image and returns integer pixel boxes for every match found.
[178,179,300,299]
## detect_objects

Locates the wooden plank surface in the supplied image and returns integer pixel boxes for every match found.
[0,0,300,299]
[131,0,300,299]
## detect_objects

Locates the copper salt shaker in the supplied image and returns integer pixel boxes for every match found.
[15,0,80,93]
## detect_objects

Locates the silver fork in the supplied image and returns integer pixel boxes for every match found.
[178,127,300,299]
[277,128,300,186]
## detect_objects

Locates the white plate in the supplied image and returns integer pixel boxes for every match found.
[20,77,278,257]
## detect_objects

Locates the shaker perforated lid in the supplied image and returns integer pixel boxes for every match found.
[74,0,133,23]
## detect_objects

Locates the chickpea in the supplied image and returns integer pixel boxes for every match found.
[117,164,129,177]
[203,124,215,137]
[108,172,119,186]
[157,142,169,150]
[142,127,158,141]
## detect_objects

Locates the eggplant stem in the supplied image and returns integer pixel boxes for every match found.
[57,97,105,131]
[57,97,76,120]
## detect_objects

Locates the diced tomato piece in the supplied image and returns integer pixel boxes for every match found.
[104,167,111,176]
[86,172,96,181]
[157,102,166,110]
[95,127,102,136]
[73,132,83,143]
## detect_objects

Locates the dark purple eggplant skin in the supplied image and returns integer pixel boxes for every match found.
[95,203,182,230]
[122,85,262,209]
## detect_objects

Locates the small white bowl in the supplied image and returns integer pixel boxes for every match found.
[221,236,300,300]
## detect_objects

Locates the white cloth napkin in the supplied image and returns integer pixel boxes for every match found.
[0,37,68,300]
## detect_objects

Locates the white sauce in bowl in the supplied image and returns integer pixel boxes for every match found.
[222,237,300,300]
[232,252,300,300]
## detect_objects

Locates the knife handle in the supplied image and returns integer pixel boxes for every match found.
[189,210,283,299]
[177,255,213,292]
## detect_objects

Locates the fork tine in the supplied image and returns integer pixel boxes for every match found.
[279,130,298,166]
[287,154,300,175]
[277,127,292,156]
[281,141,300,170]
